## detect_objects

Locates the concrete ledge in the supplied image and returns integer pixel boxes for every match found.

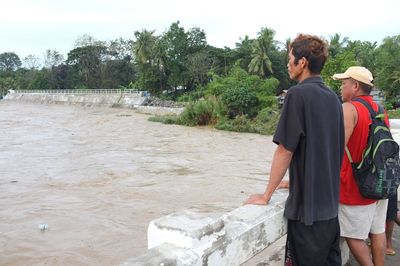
[121,243,199,266]
[3,92,184,115]
[4,92,146,108]
[122,190,288,266]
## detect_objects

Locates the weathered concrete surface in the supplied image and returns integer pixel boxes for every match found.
[123,190,288,266]
[243,204,400,266]
[121,243,198,266]
[241,234,286,266]
[4,92,185,115]
[4,92,146,108]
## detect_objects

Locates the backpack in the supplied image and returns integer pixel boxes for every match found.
[345,97,400,199]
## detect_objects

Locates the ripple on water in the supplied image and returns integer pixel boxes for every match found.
[0,101,274,265]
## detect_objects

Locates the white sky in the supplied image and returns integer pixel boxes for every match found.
[1,0,399,60]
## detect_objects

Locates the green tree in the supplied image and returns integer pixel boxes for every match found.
[204,46,235,76]
[322,50,357,93]
[234,36,254,72]
[329,33,349,57]
[48,64,69,90]
[248,28,276,78]
[186,51,212,89]
[103,57,136,89]
[162,21,189,92]
[374,35,400,98]
[133,29,160,93]
[0,76,18,90]
[74,34,103,48]
[66,45,110,89]
[0,52,22,72]
[134,30,157,64]
[187,27,207,53]
[28,69,51,90]
[346,40,377,71]
[391,70,400,87]
[23,55,41,69]
[44,50,64,69]
[108,38,134,60]
[221,86,259,118]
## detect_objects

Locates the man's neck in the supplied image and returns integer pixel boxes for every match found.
[353,93,371,98]
[297,72,319,83]
[297,70,319,83]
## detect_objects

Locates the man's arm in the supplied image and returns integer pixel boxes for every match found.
[244,144,293,205]
[277,179,289,189]
[343,102,357,146]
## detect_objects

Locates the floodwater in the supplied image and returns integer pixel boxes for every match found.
[0,101,275,265]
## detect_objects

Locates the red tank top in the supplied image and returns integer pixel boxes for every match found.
[339,95,390,205]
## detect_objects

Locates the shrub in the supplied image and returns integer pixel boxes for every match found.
[221,87,258,118]
[178,98,225,126]
[216,115,254,133]
[253,107,281,135]
[176,87,206,102]
[257,95,278,110]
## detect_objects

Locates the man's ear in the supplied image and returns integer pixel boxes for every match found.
[353,81,361,92]
[302,57,308,69]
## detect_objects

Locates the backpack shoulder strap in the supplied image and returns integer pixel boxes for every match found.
[352,97,380,118]
[345,146,353,163]
[377,104,384,115]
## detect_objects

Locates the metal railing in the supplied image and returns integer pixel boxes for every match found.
[13,89,143,95]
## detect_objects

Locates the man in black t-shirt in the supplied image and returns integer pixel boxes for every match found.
[245,34,344,266]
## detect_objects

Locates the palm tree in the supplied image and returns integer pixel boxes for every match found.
[248,40,273,78]
[234,36,254,70]
[133,30,156,64]
[248,28,276,78]
[329,33,349,57]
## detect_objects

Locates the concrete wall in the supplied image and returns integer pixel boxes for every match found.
[3,92,184,115]
[4,92,146,108]
[122,191,288,266]
[121,189,353,266]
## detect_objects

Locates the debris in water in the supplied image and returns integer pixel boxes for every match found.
[38,223,49,231]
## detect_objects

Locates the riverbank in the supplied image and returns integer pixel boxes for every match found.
[3,90,185,116]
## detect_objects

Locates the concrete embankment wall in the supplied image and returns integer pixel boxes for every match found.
[122,189,354,266]
[3,92,184,115]
[4,92,142,107]
[122,190,289,266]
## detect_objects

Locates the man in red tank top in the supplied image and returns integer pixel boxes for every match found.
[333,66,389,266]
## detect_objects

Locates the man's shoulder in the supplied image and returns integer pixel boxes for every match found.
[343,102,357,116]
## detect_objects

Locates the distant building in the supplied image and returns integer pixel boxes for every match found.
[278,90,288,107]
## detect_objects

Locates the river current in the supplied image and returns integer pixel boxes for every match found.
[0,101,274,265]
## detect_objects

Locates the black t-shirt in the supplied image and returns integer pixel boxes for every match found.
[273,76,344,225]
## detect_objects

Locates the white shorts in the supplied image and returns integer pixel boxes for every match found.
[339,200,388,239]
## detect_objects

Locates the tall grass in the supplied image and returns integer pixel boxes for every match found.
[179,98,225,126]
[149,99,281,135]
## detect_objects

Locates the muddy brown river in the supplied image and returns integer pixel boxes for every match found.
[0,101,275,265]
